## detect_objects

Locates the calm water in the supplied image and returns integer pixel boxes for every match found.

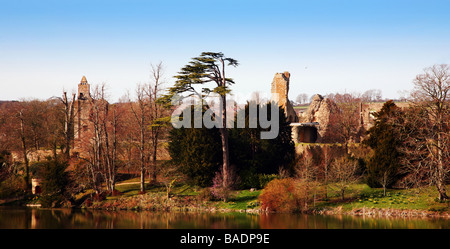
[0,207,448,229]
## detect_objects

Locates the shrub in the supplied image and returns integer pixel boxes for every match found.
[258,178,316,212]
[210,171,233,202]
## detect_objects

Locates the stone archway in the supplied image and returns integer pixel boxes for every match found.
[34,186,42,194]
[291,123,319,143]
[31,178,42,195]
[298,126,318,143]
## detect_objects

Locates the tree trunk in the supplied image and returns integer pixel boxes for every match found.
[149,132,158,185]
[220,94,230,191]
[436,160,448,201]
[437,186,449,201]
[139,114,146,193]
[62,92,75,160]
[140,133,146,193]
[19,112,31,192]
[436,132,448,201]
[140,165,146,193]
[110,109,118,193]
[150,77,160,186]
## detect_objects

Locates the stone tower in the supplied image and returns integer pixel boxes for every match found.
[270,72,298,123]
[78,75,90,100]
[73,76,92,154]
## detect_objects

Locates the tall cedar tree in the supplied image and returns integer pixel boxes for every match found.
[364,100,402,194]
[164,52,238,189]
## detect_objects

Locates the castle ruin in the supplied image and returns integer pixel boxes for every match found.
[270,72,299,123]
[73,76,93,157]
[270,71,377,144]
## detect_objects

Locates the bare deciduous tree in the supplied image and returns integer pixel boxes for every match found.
[295,156,321,209]
[251,91,268,104]
[296,93,309,105]
[327,93,363,144]
[128,84,151,193]
[85,84,109,194]
[127,62,168,192]
[329,156,360,200]
[398,64,450,201]
[59,92,76,159]
[17,109,31,191]
[361,89,383,103]
[148,62,168,185]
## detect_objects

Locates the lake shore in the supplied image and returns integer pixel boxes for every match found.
[316,206,450,218]
[2,195,449,221]
[3,182,448,220]
[76,191,449,219]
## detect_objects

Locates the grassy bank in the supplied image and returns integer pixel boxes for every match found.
[73,179,262,213]
[318,184,448,211]
[312,184,449,217]
[70,178,449,217]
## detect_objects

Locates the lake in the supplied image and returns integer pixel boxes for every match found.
[0,206,448,229]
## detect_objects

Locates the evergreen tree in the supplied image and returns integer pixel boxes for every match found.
[230,102,295,188]
[33,159,71,207]
[364,100,402,194]
[168,106,222,187]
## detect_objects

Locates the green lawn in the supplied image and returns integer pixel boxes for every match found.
[293,105,309,110]
[215,190,261,210]
[318,184,449,212]
[111,180,199,199]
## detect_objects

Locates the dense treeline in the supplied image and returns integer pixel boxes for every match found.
[0,60,448,208]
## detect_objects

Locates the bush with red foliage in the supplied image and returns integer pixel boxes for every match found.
[259,178,315,213]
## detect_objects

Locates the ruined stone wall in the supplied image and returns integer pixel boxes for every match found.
[270,72,298,123]
[298,94,339,143]
[10,150,56,163]
[297,99,411,143]
[361,102,411,131]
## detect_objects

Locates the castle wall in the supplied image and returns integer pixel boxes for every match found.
[271,72,299,123]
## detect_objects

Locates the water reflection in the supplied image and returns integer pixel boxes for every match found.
[258,213,449,229]
[0,207,447,229]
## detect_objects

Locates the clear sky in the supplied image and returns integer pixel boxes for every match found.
[1,0,449,102]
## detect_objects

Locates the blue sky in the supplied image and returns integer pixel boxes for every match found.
[1,0,449,101]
